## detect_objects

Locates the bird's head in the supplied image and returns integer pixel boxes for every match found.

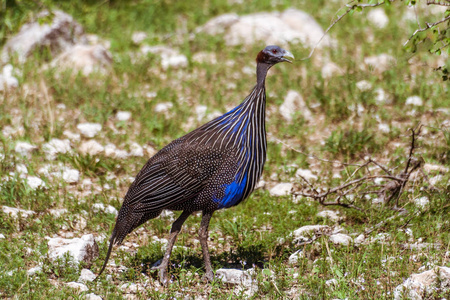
[256,45,294,65]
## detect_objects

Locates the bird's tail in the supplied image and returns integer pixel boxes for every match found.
[95,208,141,280]
[95,228,117,281]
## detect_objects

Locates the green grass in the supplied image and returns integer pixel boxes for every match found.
[1,0,449,299]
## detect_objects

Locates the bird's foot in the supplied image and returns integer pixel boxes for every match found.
[202,270,215,283]
[150,264,169,286]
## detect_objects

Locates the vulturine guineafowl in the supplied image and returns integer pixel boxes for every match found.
[96,45,294,284]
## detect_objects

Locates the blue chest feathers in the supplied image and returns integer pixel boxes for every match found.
[214,173,248,209]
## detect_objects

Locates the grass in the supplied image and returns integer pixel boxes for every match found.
[1,0,449,299]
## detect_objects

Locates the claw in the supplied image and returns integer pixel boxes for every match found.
[150,263,169,286]
[202,271,215,283]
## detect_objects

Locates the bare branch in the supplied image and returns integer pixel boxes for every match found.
[346,1,389,8]
[300,0,388,61]
[369,158,392,176]
[427,0,450,6]
[293,126,424,211]
[404,14,450,46]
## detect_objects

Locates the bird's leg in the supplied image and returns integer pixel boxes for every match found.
[198,210,214,282]
[152,210,191,286]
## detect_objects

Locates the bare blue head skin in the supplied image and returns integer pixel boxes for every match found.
[256,45,294,85]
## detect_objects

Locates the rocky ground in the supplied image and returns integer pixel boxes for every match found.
[0,1,449,299]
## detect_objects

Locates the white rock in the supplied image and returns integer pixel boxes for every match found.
[49,208,68,217]
[77,123,102,138]
[16,164,28,174]
[66,282,88,292]
[152,236,169,251]
[79,140,104,156]
[371,232,391,243]
[26,176,46,190]
[367,8,389,29]
[129,142,144,157]
[161,54,188,70]
[356,80,372,91]
[354,234,365,246]
[48,44,112,76]
[329,233,353,246]
[104,143,118,157]
[116,111,131,121]
[192,52,217,64]
[78,268,96,282]
[204,9,333,48]
[0,64,19,91]
[14,141,37,157]
[364,54,396,73]
[374,88,390,104]
[140,44,178,57]
[92,203,118,216]
[1,10,86,63]
[120,282,142,293]
[103,144,129,159]
[393,266,450,300]
[84,293,102,300]
[429,175,443,185]
[47,234,99,264]
[27,266,42,276]
[378,123,390,133]
[2,125,24,138]
[131,31,148,44]
[197,13,240,35]
[326,278,338,287]
[405,96,423,106]
[288,249,304,264]
[401,243,441,251]
[195,105,208,122]
[316,210,341,222]
[292,225,331,242]
[63,130,81,142]
[269,183,293,196]
[140,45,188,69]
[321,62,342,79]
[279,90,312,122]
[216,268,253,286]
[61,168,80,184]
[295,169,318,181]
[2,205,35,218]
[255,180,266,190]
[423,163,449,173]
[43,138,71,159]
[160,210,175,219]
[154,102,173,113]
[414,196,429,209]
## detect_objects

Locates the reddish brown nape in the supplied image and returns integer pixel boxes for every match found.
[256,50,267,63]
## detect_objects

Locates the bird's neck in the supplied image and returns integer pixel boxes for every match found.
[256,63,270,87]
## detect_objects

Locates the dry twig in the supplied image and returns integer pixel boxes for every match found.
[291,125,424,211]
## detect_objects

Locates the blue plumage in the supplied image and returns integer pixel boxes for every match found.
[215,173,248,208]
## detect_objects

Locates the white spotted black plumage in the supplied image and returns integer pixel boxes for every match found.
[96,45,294,281]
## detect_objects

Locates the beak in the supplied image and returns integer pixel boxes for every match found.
[282,50,295,63]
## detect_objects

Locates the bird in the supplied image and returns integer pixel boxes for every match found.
[96,45,294,285]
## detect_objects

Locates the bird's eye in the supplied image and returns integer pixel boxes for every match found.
[272,49,277,54]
